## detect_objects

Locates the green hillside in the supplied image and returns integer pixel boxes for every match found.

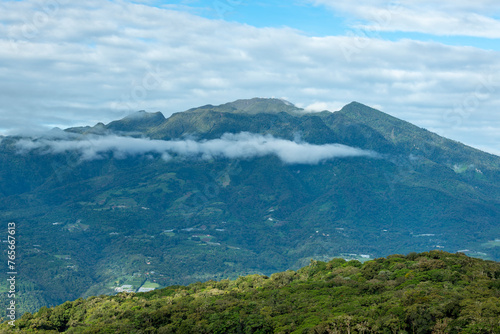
[0,98,499,316]
[3,251,500,333]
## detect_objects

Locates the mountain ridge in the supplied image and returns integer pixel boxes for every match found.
[65,98,499,164]
[336,102,500,166]
[59,98,499,165]
[61,98,499,166]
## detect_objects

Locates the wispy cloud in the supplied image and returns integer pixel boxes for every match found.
[309,0,500,38]
[15,133,379,164]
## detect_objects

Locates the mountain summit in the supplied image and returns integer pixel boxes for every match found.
[222,97,303,114]
[182,97,303,115]
[106,110,166,132]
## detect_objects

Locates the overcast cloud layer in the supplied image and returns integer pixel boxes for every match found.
[15,133,379,164]
[1,0,499,156]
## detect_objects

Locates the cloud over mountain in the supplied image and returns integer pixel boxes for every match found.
[15,133,379,165]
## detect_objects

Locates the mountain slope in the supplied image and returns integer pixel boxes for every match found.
[4,251,500,333]
[335,101,500,167]
[0,98,499,316]
[66,110,166,135]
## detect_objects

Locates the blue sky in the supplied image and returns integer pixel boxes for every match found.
[0,0,499,155]
[160,0,348,36]
[160,0,500,50]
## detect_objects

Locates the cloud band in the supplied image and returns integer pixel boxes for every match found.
[15,132,379,165]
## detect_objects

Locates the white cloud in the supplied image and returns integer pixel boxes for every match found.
[0,1,499,155]
[14,133,380,164]
[303,102,341,112]
[309,0,500,38]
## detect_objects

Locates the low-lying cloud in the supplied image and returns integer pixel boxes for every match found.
[15,132,379,165]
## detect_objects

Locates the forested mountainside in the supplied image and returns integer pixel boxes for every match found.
[0,98,499,315]
[3,251,500,333]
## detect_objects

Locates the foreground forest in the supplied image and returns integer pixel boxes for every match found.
[3,251,500,333]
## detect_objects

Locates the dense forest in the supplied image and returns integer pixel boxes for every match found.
[2,251,500,333]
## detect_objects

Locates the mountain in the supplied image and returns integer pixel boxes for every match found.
[0,98,499,316]
[185,97,304,115]
[336,102,500,166]
[66,110,166,135]
[4,251,500,333]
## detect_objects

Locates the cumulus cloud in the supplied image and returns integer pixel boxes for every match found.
[14,133,379,164]
[303,102,343,113]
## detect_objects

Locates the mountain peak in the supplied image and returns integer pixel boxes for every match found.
[181,97,304,116]
[122,110,165,121]
[221,97,303,114]
[228,97,294,107]
[340,101,385,115]
[337,101,415,133]
[106,110,166,132]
